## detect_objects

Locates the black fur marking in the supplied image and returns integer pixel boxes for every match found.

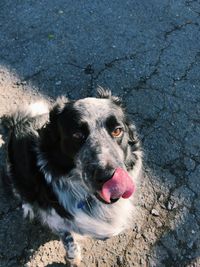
[4,113,73,220]
[105,115,123,133]
[39,102,89,178]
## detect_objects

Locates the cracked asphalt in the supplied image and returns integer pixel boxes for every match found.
[0,0,200,266]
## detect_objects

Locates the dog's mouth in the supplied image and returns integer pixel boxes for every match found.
[96,167,136,204]
[95,193,120,204]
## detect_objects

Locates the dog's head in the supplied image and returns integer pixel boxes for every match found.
[40,89,142,204]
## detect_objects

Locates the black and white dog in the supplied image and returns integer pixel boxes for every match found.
[1,89,142,266]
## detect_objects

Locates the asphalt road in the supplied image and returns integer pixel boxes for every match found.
[0,0,200,266]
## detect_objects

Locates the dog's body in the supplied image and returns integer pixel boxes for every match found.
[2,90,142,265]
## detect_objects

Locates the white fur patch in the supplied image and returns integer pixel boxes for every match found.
[39,208,72,233]
[36,149,140,239]
[66,242,81,260]
[36,149,52,184]
[51,177,135,239]
[73,198,135,238]
[28,101,49,117]
[22,203,34,220]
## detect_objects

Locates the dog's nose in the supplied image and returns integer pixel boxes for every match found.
[93,167,115,185]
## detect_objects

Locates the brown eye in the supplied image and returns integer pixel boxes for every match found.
[111,127,123,138]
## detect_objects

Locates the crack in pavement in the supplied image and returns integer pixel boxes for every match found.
[171,51,200,88]
[163,20,198,40]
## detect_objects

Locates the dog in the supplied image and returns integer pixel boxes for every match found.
[1,88,142,266]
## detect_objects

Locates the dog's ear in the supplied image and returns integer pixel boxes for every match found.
[49,96,69,124]
[42,96,69,143]
[96,86,123,107]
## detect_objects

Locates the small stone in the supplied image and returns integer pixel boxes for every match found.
[191,230,195,234]
[155,218,163,228]
[167,201,173,210]
[187,241,194,249]
[140,258,145,265]
[151,209,159,216]
[135,233,141,239]
[55,80,61,85]
[158,194,164,202]
[167,201,177,210]
[48,34,55,40]
[160,203,166,209]
[117,255,123,265]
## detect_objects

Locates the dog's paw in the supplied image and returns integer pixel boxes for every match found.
[65,244,81,267]
[65,255,81,267]
[66,241,81,260]
[62,233,81,267]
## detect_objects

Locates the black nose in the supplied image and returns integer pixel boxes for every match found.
[93,166,115,185]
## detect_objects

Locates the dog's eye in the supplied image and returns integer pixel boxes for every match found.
[72,132,85,140]
[111,127,123,138]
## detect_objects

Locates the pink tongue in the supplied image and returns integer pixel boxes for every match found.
[100,168,135,203]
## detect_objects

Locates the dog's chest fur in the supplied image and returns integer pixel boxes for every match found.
[34,152,136,238]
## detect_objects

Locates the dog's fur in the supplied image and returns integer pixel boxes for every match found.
[1,89,142,265]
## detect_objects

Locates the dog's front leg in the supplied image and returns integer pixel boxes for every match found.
[61,232,81,267]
